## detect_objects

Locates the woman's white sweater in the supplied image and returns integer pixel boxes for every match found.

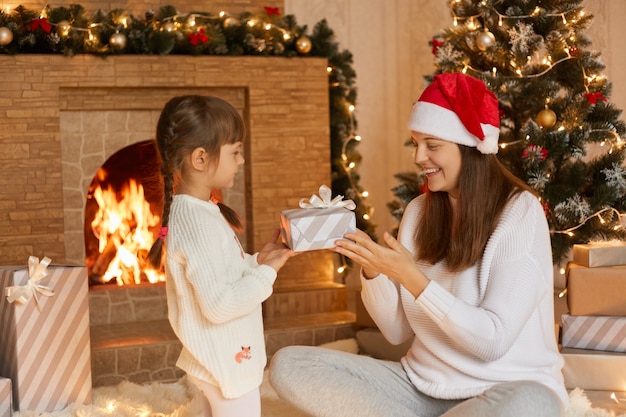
[362,191,569,407]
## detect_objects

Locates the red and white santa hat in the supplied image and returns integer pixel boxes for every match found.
[408,72,500,154]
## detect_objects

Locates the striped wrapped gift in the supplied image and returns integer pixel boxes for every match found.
[0,257,92,412]
[561,314,626,353]
[0,377,11,417]
[280,184,357,252]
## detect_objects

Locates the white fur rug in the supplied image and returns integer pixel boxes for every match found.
[13,339,626,417]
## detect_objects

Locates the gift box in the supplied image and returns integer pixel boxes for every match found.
[0,257,92,412]
[280,185,356,252]
[561,347,626,391]
[566,263,626,315]
[572,241,626,267]
[0,378,11,417]
[561,314,626,353]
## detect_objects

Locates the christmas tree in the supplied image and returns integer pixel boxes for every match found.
[389,0,626,266]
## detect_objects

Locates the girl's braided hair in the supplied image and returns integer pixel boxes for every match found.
[147,95,244,268]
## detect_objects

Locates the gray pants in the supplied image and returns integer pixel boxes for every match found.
[269,346,564,417]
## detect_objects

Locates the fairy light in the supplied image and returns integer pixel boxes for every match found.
[553,208,624,236]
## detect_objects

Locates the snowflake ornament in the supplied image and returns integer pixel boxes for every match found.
[436,43,464,67]
[602,162,626,194]
[527,170,550,191]
[554,194,591,224]
[508,22,538,55]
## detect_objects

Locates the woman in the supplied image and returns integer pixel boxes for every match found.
[269,72,568,417]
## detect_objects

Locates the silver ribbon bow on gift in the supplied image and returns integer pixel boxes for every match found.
[299,185,356,210]
[5,256,55,309]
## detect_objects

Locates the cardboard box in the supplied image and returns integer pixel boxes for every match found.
[0,378,11,417]
[280,207,356,252]
[561,347,626,391]
[0,258,92,412]
[561,314,626,353]
[566,263,626,315]
[573,242,626,267]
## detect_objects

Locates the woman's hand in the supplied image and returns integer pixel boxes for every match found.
[258,229,296,272]
[333,229,429,298]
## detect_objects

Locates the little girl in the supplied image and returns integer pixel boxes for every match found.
[148,95,294,417]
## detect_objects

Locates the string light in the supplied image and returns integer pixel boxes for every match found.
[553,208,624,236]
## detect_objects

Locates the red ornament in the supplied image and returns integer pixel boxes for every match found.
[569,46,579,56]
[431,38,444,55]
[264,6,280,16]
[522,144,548,161]
[584,92,607,105]
[541,201,550,216]
[188,28,208,46]
[30,17,52,33]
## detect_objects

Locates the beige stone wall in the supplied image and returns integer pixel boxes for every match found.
[0,54,335,288]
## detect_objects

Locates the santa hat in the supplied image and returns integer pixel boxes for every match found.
[408,72,500,154]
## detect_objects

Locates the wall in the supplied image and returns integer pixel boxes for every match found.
[286,0,626,240]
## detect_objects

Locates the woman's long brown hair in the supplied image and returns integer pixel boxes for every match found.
[415,145,535,272]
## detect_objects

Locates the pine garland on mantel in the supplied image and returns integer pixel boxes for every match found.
[0,4,377,244]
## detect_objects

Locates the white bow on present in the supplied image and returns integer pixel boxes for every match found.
[299,185,356,210]
[5,256,55,309]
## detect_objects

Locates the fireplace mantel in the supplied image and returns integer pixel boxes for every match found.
[0,54,336,289]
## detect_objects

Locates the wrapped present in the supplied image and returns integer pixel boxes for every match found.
[561,347,626,391]
[0,257,92,412]
[572,241,626,267]
[566,263,626,315]
[0,378,11,417]
[280,185,356,252]
[561,314,626,353]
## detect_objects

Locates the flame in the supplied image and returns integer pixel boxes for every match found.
[90,174,164,285]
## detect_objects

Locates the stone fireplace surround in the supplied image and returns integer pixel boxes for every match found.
[1,55,356,385]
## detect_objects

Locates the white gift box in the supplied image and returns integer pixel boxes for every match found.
[561,347,626,391]
[573,242,626,267]
[280,185,357,252]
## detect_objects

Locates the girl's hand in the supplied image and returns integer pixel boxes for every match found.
[333,229,429,298]
[258,229,296,272]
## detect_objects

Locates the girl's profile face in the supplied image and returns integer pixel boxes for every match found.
[411,131,462,199]
[210,141,245,189]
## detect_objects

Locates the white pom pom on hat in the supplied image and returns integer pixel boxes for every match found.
[408,72,500,154]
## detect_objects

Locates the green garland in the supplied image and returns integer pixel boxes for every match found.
[0,4,377,246]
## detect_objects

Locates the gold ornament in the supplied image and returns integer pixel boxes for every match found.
[475,30,496,51]
[109,32,127,50]
[56,20,71,37]
[536,107,557,129]
[223,17,240,28]
[0,27,13,46]
[161,21,176,32]
[295,35,312,54]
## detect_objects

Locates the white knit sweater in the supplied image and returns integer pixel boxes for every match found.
[164,194,277,399]
[362,191,569,407]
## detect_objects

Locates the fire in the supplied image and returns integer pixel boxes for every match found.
[89,174,164,285]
